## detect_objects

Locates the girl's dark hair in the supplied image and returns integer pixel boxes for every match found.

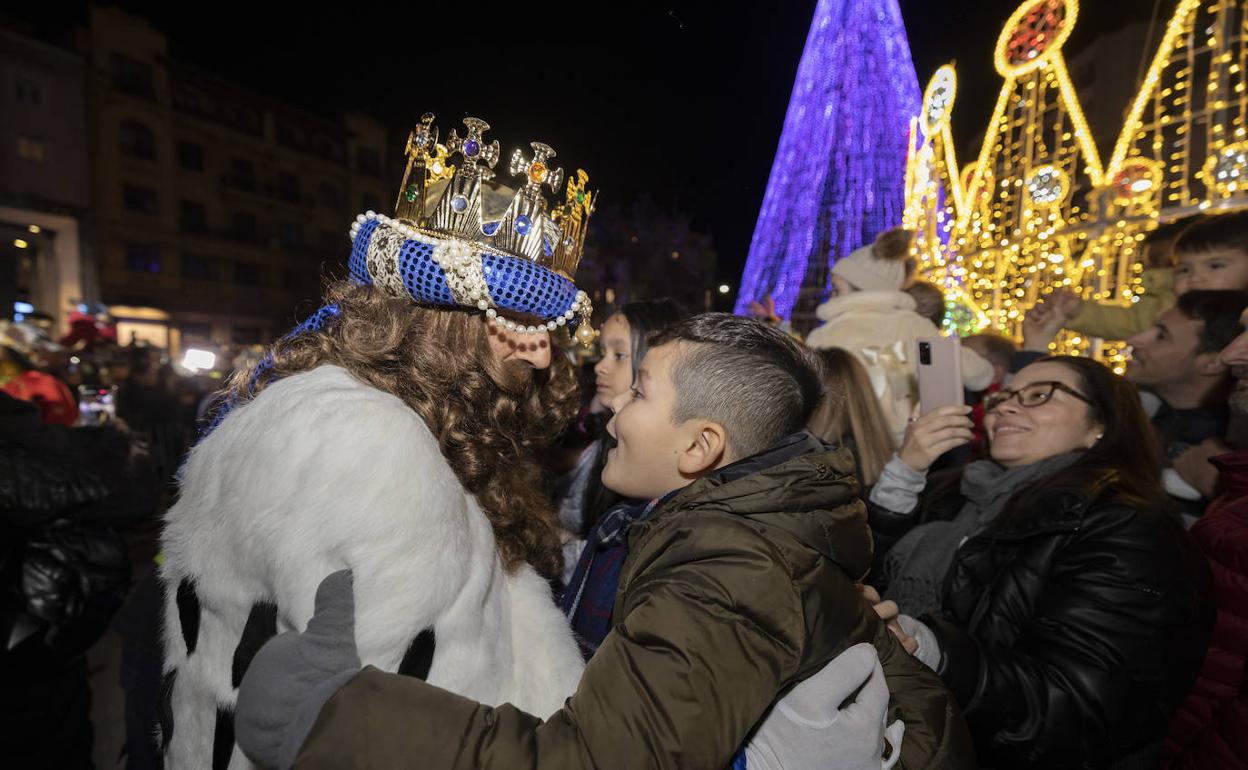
[579,298,690,535]
[619,299,691,384]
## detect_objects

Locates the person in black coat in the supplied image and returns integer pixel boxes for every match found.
[863,356,1214,768]
[0,391,157,768]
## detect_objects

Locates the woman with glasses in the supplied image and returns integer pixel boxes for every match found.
[863,355,1214,768]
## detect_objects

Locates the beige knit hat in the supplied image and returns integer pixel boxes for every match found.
[831,228,915,292]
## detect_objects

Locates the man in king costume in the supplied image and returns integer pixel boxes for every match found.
[157,114,598,768]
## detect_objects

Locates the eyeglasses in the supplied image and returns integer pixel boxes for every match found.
[983,381,1095,413]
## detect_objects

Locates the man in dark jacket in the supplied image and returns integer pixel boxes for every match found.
[0,391,157,768]
[235,314,974,769]
[1163,304,1248,767]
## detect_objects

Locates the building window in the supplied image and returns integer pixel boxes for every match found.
[16,136,45,162]
[234,261,261,286]
[232,212,259,243]
[119,120,157,160]
[233,326,262,345]
[111,52,155,98]
[229,158,256,191]
[126,243,161,274]
[356,147,382,177]
[178,141,204,171]
[361,193,381,213]
[122,183,159,215]
[181,322,212,341]
[14,75,43,105]
[278,222,304,249]
[179,200,207,233]
[318,182,342,209]
[181,253,216,281]
[277,172,299,202]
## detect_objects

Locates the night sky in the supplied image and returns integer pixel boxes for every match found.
[8,1,1173,288]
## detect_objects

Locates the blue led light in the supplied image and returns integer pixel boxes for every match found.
[735,0,921,319]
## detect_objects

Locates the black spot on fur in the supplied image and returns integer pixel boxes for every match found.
[176,578,201,655]
[231,601,278,688]
[157,669,177,749]
[212,707,234,770]
[398,628,436,680]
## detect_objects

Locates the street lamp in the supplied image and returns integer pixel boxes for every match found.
[718,284,730,294]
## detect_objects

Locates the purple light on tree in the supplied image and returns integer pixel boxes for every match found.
[735,0,921,321]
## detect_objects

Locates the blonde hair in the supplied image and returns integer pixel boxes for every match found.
[807,347,894,485]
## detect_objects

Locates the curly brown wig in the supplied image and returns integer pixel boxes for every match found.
[223,281,580,579]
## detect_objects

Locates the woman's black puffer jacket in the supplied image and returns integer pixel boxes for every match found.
[870,468,1215,769]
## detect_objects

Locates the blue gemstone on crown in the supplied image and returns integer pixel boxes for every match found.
[482,221,501,236]
[514,215,532,235]
[451,195,469,213]
[464,139,480,158]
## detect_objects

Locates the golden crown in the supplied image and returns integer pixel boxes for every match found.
[392,114,596,277]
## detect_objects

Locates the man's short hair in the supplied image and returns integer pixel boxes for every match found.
[1175,289,1248,354]
[1176,211,1248,257]
[649,313,823,459]
[964,332,1017,368]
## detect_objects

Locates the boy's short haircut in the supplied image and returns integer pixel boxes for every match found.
[1176,211,1248,257]
[1174,289,1248,354]
[964,332,1017,369]
[649,313,823,459]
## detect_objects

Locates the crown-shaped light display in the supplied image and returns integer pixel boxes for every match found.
[393,114,596,278]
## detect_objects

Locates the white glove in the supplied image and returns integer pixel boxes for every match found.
[744,643,905,770]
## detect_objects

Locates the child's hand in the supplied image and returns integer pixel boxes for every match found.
[1173,438,1228,499]
[860,585,918,655]
[898,405,974,473]
[1048,289,1083,317]
[1021,301,1067,352]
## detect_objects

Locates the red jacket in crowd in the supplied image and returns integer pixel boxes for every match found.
[2,370,77,426]
[1163,450,1248,768]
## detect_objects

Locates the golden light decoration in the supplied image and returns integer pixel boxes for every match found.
[1203,141,1248,198]
[906,0,1248,370]
[921,64,958,136]
[995,0,1078,78]
[1024,165,1070,207]
[1111,158,1163,205]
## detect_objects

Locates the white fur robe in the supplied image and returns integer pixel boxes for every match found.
[158,365,585,769]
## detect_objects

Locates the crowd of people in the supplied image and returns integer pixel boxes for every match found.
[5,186,1248,769]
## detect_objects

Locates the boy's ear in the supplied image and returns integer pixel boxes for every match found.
[676,421,730,477]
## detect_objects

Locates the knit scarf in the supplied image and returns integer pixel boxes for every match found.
[883,451,1081,617]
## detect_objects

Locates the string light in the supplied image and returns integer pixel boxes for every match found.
[902,0,1248,370]
[735,0,921,319]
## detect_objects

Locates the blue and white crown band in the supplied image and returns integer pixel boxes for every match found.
[348,211,591,334]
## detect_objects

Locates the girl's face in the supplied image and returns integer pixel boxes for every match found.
[593,314,633,405]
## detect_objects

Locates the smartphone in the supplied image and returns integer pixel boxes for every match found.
[916,336,964,414]
[78,386,117,426]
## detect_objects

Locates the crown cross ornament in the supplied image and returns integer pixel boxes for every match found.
[510,142,565,197]
[566,169,593,216]
[447,117,500,173]
[345,112,595,343]
[395,113,448,220]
